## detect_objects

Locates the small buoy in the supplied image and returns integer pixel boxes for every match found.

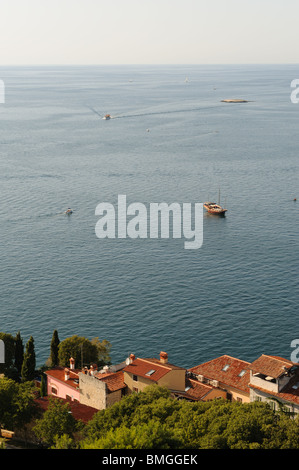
[294,198,297,201]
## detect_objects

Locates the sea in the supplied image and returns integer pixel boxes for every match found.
[0,64,298,369]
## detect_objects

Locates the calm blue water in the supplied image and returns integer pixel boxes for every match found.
[0,65,298,368]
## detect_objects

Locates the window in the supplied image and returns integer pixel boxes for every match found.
[133,387,138,393]
[282,405,292,415]
[236,397,243,403]
[133,375,138,382]
[145,369,156,376]
[51,387,57,395]
[238,370,246,377]
[222,364,230,371]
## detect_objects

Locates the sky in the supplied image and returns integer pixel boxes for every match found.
[0,0,298,65]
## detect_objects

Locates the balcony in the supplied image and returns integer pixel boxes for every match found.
[250,372,278,393]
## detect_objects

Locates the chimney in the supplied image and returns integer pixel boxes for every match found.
[130,354,136,363]
[160,351,168,364]
[70,357,75,370]
[64,368,70,381]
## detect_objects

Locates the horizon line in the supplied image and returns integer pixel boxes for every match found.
[0,63,298,67]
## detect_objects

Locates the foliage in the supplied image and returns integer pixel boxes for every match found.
[33,397,77,447]
[40,374,47,397]
[81,385,299,449]
[58,335,111,368]
[50,330,60,368]
[21,336,36,382]
[14,331,24,376]
[50,433,75,449]
[81,420,182,449]
[91,337,111,367]
[82,385,172,443]
[0,377,37,430]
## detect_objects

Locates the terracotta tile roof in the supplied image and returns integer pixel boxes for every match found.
[249,384,299,407]
[249,356,299,406]
[96,370,126,392]
[249,355,297,379]
[45,367,80,390]
[189,355,250,393]
[35,396,98,423]
[142,357,185,371]
[177,378,214,401]
[123,357,184,382]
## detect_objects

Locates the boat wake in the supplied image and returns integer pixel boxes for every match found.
[87,103,224,121]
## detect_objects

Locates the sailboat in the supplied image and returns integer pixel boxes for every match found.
[204,190,227,216]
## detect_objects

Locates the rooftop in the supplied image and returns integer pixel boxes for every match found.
[45,367,80,389]
[249,354,298,379]
[175,378,215,401]
[123,354,185,383]
[36,396,98,423]
[189,355,251,393]
[95,370,126,392]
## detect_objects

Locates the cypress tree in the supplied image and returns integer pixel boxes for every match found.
[21,336,36,382]
[50,330,60,367]
[14,331,24,375]
[40,374,47,397]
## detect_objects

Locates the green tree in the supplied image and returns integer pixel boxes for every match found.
[50,330,60,368]
[40,374,47,397]
[13,381,38,434]
[51,433,75,449]
[0,377,18,429]
[14,331,24,375]
[91,337,111,367]
[21,336,36,382]
[0,377,37,431]
[81,420,182,449]
[80,385,299,450]
[58,335,109,368]
[33,397,77,447]
[82,386,179,446]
